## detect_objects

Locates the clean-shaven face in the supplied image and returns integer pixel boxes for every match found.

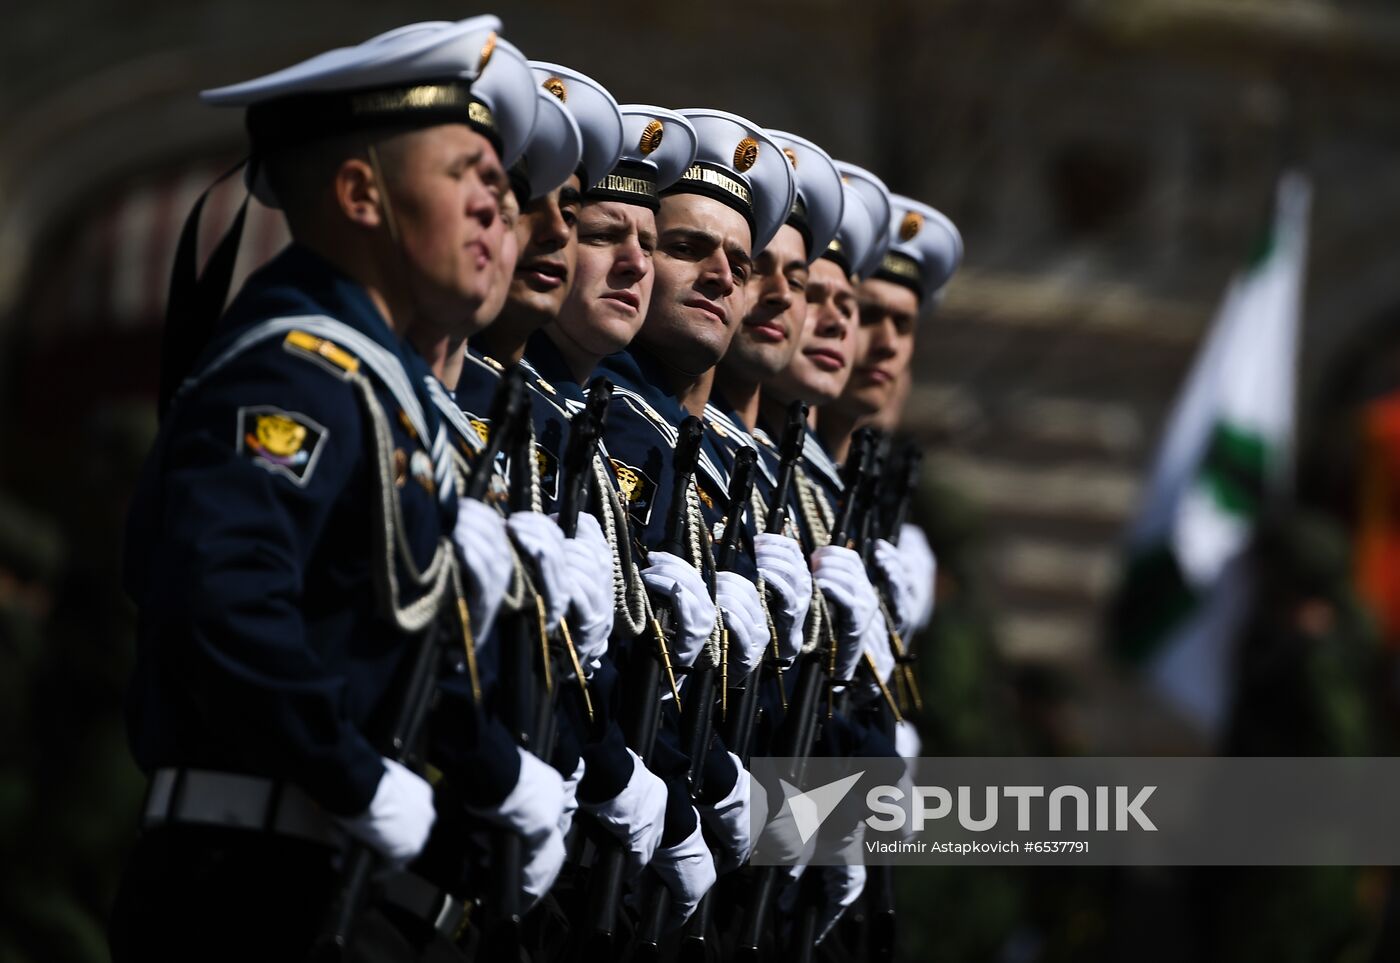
[724,222,809,381]
[382,124,508,337]
[768,255,858,404]
[633,193,753,378]
[507,174,582,324]
[843,276,920,415]
[553,200,657,358]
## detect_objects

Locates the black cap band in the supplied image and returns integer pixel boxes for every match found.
[586,159,660,210]
[661,160,756,237]
[247,79,500,156]
[820,235,852,276]
[874,250,924,301]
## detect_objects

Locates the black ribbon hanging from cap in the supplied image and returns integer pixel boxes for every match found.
[157,158,254,418]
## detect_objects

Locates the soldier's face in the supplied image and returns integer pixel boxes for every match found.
[384,125,509,336]
[554,201,657,359]
[636,194,753,378]
[722,223,809,382]
[769,257,857,404]
[843,277,920,415]
[507,174,582,324]
[477,190,522,330]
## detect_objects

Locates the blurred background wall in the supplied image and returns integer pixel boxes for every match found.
[5,0,1400,959]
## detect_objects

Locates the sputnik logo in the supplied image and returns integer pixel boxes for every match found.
[779,771,865,845]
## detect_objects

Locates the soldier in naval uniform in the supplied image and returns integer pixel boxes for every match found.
[111,18,567,960]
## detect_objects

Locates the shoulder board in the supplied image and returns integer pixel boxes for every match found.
[176,314,431,443]
[613,386,680,445]
[703,404,776,488]
[283,330,361,376]
[612,387,729,492]
[517,357,560,397]
[525,377,569,418]
[462,350,503,380]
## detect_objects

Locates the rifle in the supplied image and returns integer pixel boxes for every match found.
[481,368,539,961]
[585,416,706,958]
[862,442,923,963]
[885,444,923,548]
[788,430,887,963]
[534,378,612,760]
[724,401,807,763]
[735,429,876,962]
[670,447,760,962]
[313,368,528,962]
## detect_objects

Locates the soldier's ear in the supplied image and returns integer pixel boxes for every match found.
[334,158,385,230]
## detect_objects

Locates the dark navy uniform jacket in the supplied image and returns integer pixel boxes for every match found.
[454,344,574,513]
[593,346,752,839]
[594,347,757,581]
[123,245,517,817]
[453,337,637,802]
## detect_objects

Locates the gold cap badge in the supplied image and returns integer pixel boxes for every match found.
[639,120,664,155]
[477,33,496,73]
[899,210,923,242]
[782,147,798,169]
[734,137,759,173]
[543,77,567,102]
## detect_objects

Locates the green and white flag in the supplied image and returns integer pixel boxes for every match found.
[1112,173,1311,737]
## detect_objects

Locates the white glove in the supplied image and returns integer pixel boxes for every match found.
[894,723,921,841]
[862,613,896,687]
[561,513,614,669]
[873,538,917,639]
[715,572,769,677]
[815,863,867,944]
[640,552,716,667]
[699,751,753,874]
[558,758,585,838]
[454,499,514,641]
[812,545,879,636]
[757,781,809,865]
[755,533,811,663]
[898,524,937,634]
[650,818,717,930]
[467,747,567,908]
[335,758,436,869]
[812,545,879,680]
[894,719,922,759]
[579,748,667,879]
[507,512,571,627]
[780,824,867,945]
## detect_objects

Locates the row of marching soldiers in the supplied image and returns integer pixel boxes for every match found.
[111,13,960,963]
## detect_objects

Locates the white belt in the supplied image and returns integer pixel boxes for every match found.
[143,768,346,848]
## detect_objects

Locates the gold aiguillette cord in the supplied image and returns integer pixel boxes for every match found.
[558,618,595,724]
